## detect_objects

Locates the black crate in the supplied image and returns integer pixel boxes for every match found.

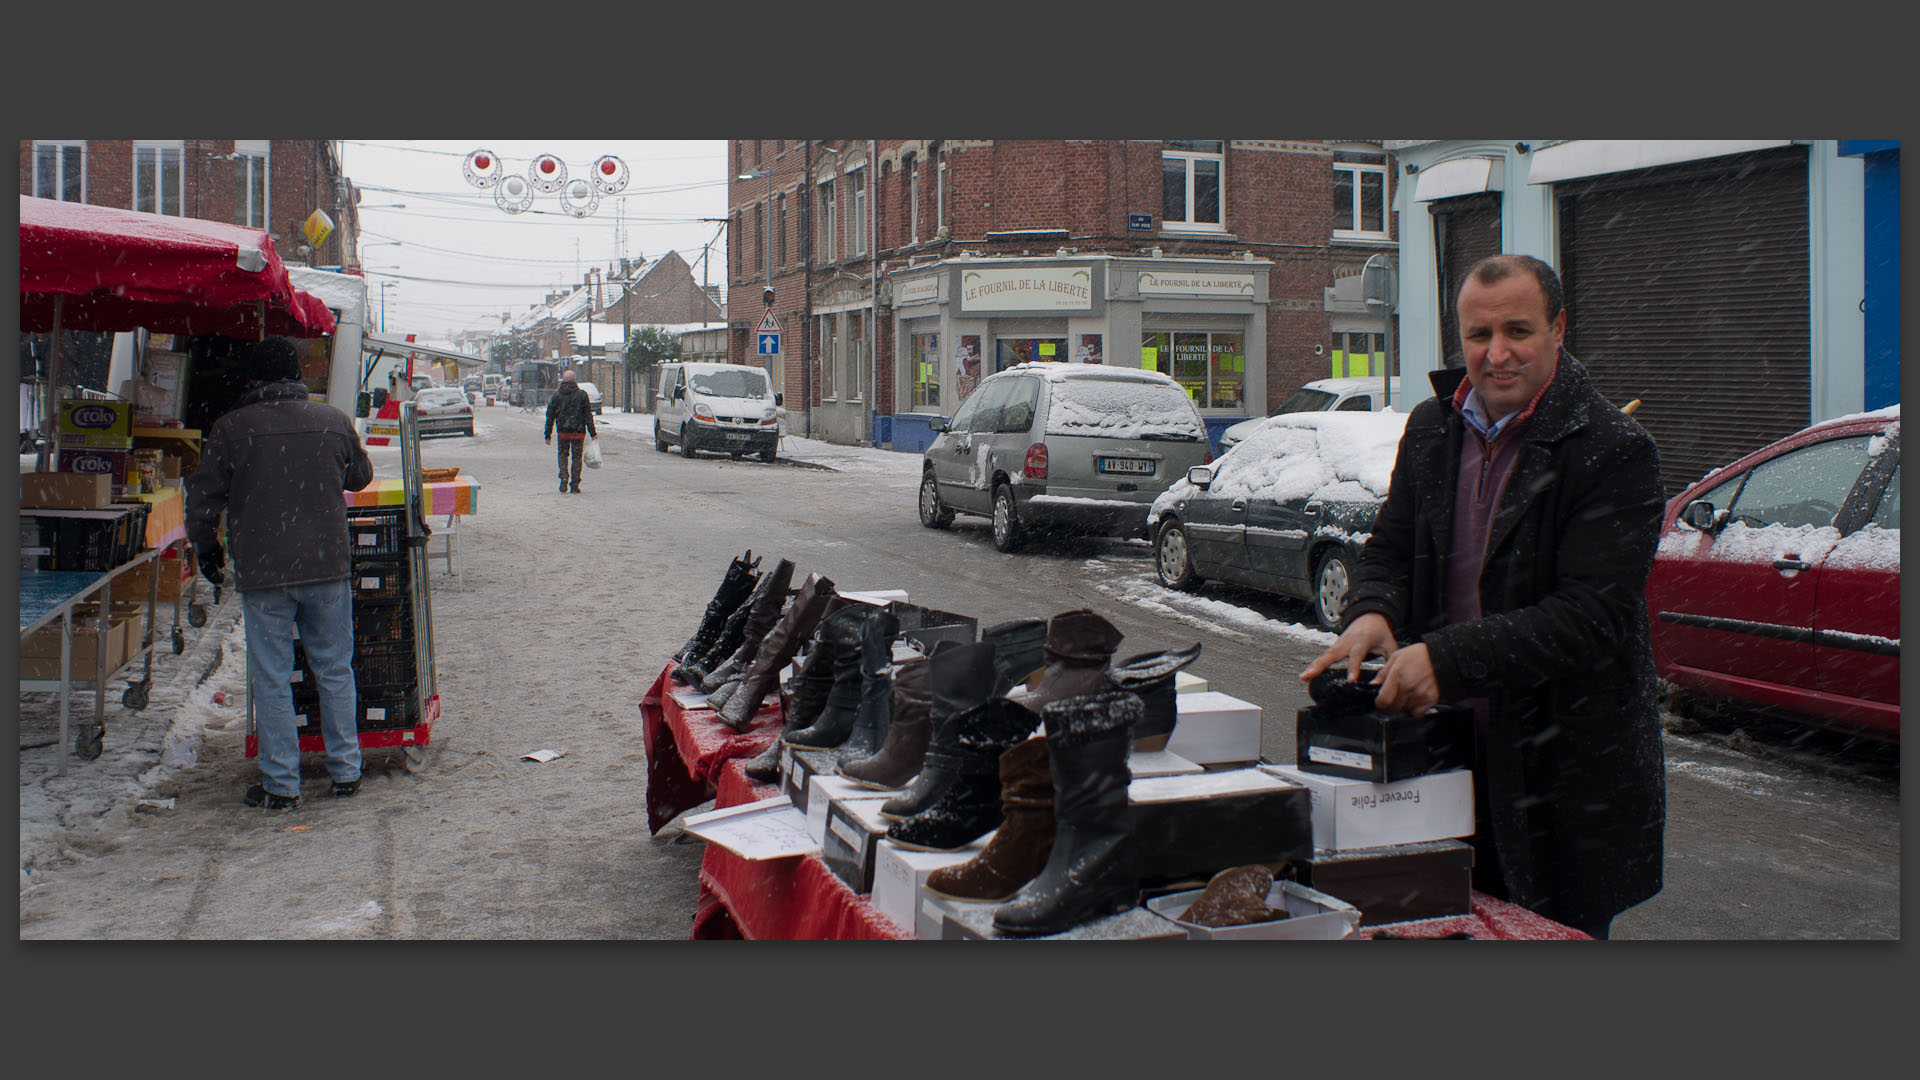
[346,507,407,558]
[358,687,420,731]
[352,599,413,644]
[352,639,417,689]
[350,558,410,602]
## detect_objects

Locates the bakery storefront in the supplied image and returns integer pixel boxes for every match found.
[887,254,1270,453]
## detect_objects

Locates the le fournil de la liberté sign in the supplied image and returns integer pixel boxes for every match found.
[957,266,1099,313]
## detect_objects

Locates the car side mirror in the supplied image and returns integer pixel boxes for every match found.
[1682,499,1727,532]
[774,392,784,406]
[929,416,949,434]
[1187,465,1214,489]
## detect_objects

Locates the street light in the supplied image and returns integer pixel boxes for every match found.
[378,281,397,332]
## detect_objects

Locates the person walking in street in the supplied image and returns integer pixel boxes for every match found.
[545,368,598,493]
[1300,254,1667,939]
[187,336,376,811]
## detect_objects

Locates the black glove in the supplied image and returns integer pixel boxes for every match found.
[198,542,226,585]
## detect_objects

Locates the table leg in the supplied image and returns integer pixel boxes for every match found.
[57,608,72,776]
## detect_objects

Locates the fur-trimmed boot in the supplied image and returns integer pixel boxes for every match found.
[923,735,1053,901]
[1182,865,1287,928]
[992,688,1143,937]
[670,550,759,676]
[1107,642,1202,751]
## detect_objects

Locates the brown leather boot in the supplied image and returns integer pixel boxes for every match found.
[923,736,1054,902]
[1002,609,1124,722]
[838,654,932,789]
[1181,864,1287,928]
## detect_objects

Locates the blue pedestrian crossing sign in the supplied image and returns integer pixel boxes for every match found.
[757,308,782,355]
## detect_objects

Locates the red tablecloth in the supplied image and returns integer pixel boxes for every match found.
[640,663,783,834]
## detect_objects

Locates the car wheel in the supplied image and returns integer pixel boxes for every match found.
[1312,547,1356,631]
[759,448,777,464]
[1154,519,1201,590]
[919,470,954,529]
[680,424,698,458]
[991,484,1023,553]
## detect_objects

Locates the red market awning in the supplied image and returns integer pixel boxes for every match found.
[18,194,336,338]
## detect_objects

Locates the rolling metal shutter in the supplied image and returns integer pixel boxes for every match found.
[1557,146,1810,497]
[1431,193,1504,369]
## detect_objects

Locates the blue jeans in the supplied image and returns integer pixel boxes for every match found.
[243,580,362,797]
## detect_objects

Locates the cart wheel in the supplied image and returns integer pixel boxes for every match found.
[122,682,150,710]
[171,625,185,654]
[187,604,207,628]
[76,724,104,760]
[402,744,428,774]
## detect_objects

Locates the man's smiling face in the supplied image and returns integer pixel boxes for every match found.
[1457,272,1565,423]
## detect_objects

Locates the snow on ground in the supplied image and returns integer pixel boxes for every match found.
[1078,557,1338,649]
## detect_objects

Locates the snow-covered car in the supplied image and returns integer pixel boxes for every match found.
[918,363,1211,552]
[412,386,475,438]
[1647,406,1900,741]
[577,381,604,415]
[1149,410,1407,630]
[1216,376,1401,454]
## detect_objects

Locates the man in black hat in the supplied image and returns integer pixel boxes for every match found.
[187,336,375,811]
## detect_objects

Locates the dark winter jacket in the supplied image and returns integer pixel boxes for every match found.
[544,381,597,440]
[1342,352,1667,927]
[186,380,375,592]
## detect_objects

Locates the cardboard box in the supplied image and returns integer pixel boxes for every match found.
[1127,768,1313,884]
[1295,840,1475,926]
[1127,748,1204,778]
[20,615,133,679]
[1295,703,1474,783]
[821,792,899,894]
[1262,765,1476,852]
[939,898,1187,941]
[59,446,134,494]
[20,472,112,509]
[119,553,191,604]
[886,600,977,652]
[59,400,134,442]
[870,836,991,939]
[803,774,891,844]
[781,748,840,813]
[1146,879,1363,940]
[1165,691,1262,765]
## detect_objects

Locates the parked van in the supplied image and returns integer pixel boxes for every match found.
[654,362,782,462]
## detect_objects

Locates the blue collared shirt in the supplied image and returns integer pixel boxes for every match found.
[1459,387,1520,442]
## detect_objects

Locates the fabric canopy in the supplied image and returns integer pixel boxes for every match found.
[18,194,336,338]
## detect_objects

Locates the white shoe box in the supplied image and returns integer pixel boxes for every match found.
[937,898,1187,941]
[1165,691,1262,765]
[1175,670,1207,694]
[1261,764,1475,852]
[840,589,909,606]
[780,748,838,813]
[804,774,891,845]
[1127,748,1203,778]
[870,836,990,939]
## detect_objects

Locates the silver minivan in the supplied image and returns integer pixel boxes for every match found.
[918,363,1210,552]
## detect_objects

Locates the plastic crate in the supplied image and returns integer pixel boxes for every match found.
[352,599,413,644]
[352,639,418,689]
[358,688,420,731]
[351,558,410,602]
[346,507,407,558]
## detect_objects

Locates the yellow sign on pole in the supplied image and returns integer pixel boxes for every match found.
[303,209,335,250]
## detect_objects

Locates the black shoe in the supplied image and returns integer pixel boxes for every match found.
[331,778,361,798]
[559,480,568,492]
[243,783,301,811]
[570,485,581,493]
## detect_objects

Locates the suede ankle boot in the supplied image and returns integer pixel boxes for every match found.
[886,697,1039,852]
[713,574,838,730]
[993,688,1143,937]
[838,653,933,789]
[684,559,795,690]
[782,604,876,749]
[880,641,998,821]
[1108,642,1202,751]
[833,607,900,762]
[1003,609,1124,722]
[923,735,1054,901]
[671,551,759,678]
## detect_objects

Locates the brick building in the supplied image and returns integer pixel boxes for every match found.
[725,139,1400,448]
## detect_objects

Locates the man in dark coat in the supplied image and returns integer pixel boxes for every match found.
[1302,254,1666,938]
[187,336,376,810]
[544,368,598,493]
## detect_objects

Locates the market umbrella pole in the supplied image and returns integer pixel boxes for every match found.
[39,294,64,473]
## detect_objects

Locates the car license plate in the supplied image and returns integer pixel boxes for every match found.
[724,432,750,442]
[1096,457,1154,476]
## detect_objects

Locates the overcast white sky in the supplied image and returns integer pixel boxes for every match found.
[336,140,729,348]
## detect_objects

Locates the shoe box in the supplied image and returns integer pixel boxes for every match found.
[1295,703,1473,783]
[1175,670,1207,694]
[1127,767,1311,884]
[1145,878,1364,940]
[780,747,841,813]
[1127,747,1203,778]
[1292,839,1476,926]
[1261,764,1475,851]
[818,785,897,893]
[885,600,978,653]
[804,774,890,847]
[1164,691,1261,766]
[934,896,1188,941]
[870,836,990,939]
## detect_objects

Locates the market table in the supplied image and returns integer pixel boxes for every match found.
[639,662,784,835]
[18,554,160,771]
[343,476,481,586]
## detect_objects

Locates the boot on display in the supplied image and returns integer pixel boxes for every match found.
[683,558,795,690]
[838,652,933,789]
[833,606,900,761]
[1002,609,1124,722]
[783,603,881,750]
[670,550,759,678]
[879,640,999,821]
[922,735,1054,901]
[713,573,838,731]
[1107,642,1202,751]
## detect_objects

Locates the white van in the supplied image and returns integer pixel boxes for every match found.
[1216,376,1402,453]
[654,362,783,462]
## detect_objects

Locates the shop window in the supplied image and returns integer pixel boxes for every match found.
[818,178,836,263]
[1142,330,1243,409]
[233,142,270,229]
[910,331,942,411]
[33,141,85,203]
[134,141,185,216]
[1334,150,1389,240]
[1162,140,1225,232]
[1331,331,1382,379]
[995,337,1067,372]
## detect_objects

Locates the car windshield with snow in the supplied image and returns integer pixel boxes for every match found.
[689,369,769,398]
[918,363,1210,552]
[412,387,475,438]
[1647,405,1900,742]
[1148,409,1407,630]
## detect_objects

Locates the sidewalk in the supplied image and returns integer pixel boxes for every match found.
[587,410,923,478]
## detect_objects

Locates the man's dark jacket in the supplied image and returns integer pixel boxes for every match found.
[1342,352,1666,926]
[186,380,375,592]
[544,381,597,439]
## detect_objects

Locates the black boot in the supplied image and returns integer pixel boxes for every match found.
[671,550,759,665]
[881,641,998,821]
[693,558,797,692]
[982,617,1048,698]
[993,689,1143,937]
[838,653,933,789]
[1002,609,1124,722]
[885,697,1039,852]
[1108,642,1202,751]
[835,607,901,765]
[782,604,875,750]
[742,613,845,782]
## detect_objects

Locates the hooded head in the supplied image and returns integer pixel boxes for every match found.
[246,336,302,384]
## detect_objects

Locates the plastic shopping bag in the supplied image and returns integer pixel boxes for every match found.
[584,436,603,469]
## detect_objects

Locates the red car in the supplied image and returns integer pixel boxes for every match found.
[1646,407,1900,741]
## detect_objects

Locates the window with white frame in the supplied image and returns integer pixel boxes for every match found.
[134,141,185,216]
[818,177,837,263]
[818,315,840,398]
[233,140,269,229]
[907,156,920,243]
[1161,140,1225,231]
[936,147,948,231]
[849,168,867,256]
[847,310,866,401]
[731,212,741,278]
[776,194,787,268]
[1333,150,1390,239]
[33,141,85,202]
[755,201,766,281]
